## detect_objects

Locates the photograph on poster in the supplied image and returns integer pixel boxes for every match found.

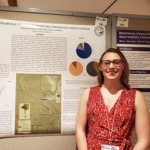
[15,74,61,134]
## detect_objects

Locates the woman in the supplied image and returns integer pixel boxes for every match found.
[76,48,150,150]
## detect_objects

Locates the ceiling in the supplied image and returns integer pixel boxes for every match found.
[1,0,150,15]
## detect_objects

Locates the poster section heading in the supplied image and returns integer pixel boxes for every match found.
[117,30,150,44]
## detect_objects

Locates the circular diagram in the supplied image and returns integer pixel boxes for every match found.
[86,61,99,77]
[69,61,83,76]
[76,42,92,59]
[94,26,104,36]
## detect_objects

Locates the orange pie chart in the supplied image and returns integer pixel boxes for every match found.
[69,61,83,76]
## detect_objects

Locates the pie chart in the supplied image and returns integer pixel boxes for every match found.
[76,42,92,59]
[86,61,99,77]
[69,61,83,76]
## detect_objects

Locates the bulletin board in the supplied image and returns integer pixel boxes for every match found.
[0,7,111,134]
[111,13,150,47]
[111,13,150,146]
[0,6,112,150]
[111,13,150,100]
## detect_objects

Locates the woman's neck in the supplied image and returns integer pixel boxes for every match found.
[102,81,124,94]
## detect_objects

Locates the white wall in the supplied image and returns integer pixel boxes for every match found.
[0,0,150,15]
[106,0,150,15]
[16,0,150,15]
[0,0,8,6]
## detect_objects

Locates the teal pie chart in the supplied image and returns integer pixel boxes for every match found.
[76,42,92,59]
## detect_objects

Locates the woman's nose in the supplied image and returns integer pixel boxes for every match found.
[109,62,115,67]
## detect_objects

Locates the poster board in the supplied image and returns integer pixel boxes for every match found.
[0,6,112,150]
[111,13,150,145]
[0,6,111,137]
[112,13,150,47]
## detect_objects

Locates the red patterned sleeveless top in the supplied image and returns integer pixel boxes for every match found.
[86,86,136,150]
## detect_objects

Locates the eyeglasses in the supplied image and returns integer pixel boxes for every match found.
[100,59,123,67]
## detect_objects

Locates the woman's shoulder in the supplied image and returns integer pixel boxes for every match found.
[128,88,147,109]
[125,88,144,97]
[124,87,136,93]
[81,85,100,98]
[135,89,145,100]
[82,86,97,93]
[90,85,100,90]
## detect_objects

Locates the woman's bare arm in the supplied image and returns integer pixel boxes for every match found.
[133,90,150,150]
[75,88,90,150]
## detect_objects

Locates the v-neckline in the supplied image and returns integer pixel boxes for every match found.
[99,87,125,113]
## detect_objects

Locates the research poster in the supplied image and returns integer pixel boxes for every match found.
[117,30,150,145]
[117,30,150,107]
[0,19,106,136]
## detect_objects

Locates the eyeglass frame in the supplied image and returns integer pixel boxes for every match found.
[100,59,124,67]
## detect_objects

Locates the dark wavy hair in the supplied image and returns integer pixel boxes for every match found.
[97,48,130,89]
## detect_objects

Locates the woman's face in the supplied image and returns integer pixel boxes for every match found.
[99,52,124,81]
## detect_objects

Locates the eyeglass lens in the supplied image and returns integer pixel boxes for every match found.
[101,59,123,67]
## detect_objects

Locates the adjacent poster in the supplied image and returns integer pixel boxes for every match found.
[117,29,150,145]
[117,30,150,104]
[0,19,106,136]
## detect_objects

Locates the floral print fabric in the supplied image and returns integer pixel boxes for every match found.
[87,86,136,150]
